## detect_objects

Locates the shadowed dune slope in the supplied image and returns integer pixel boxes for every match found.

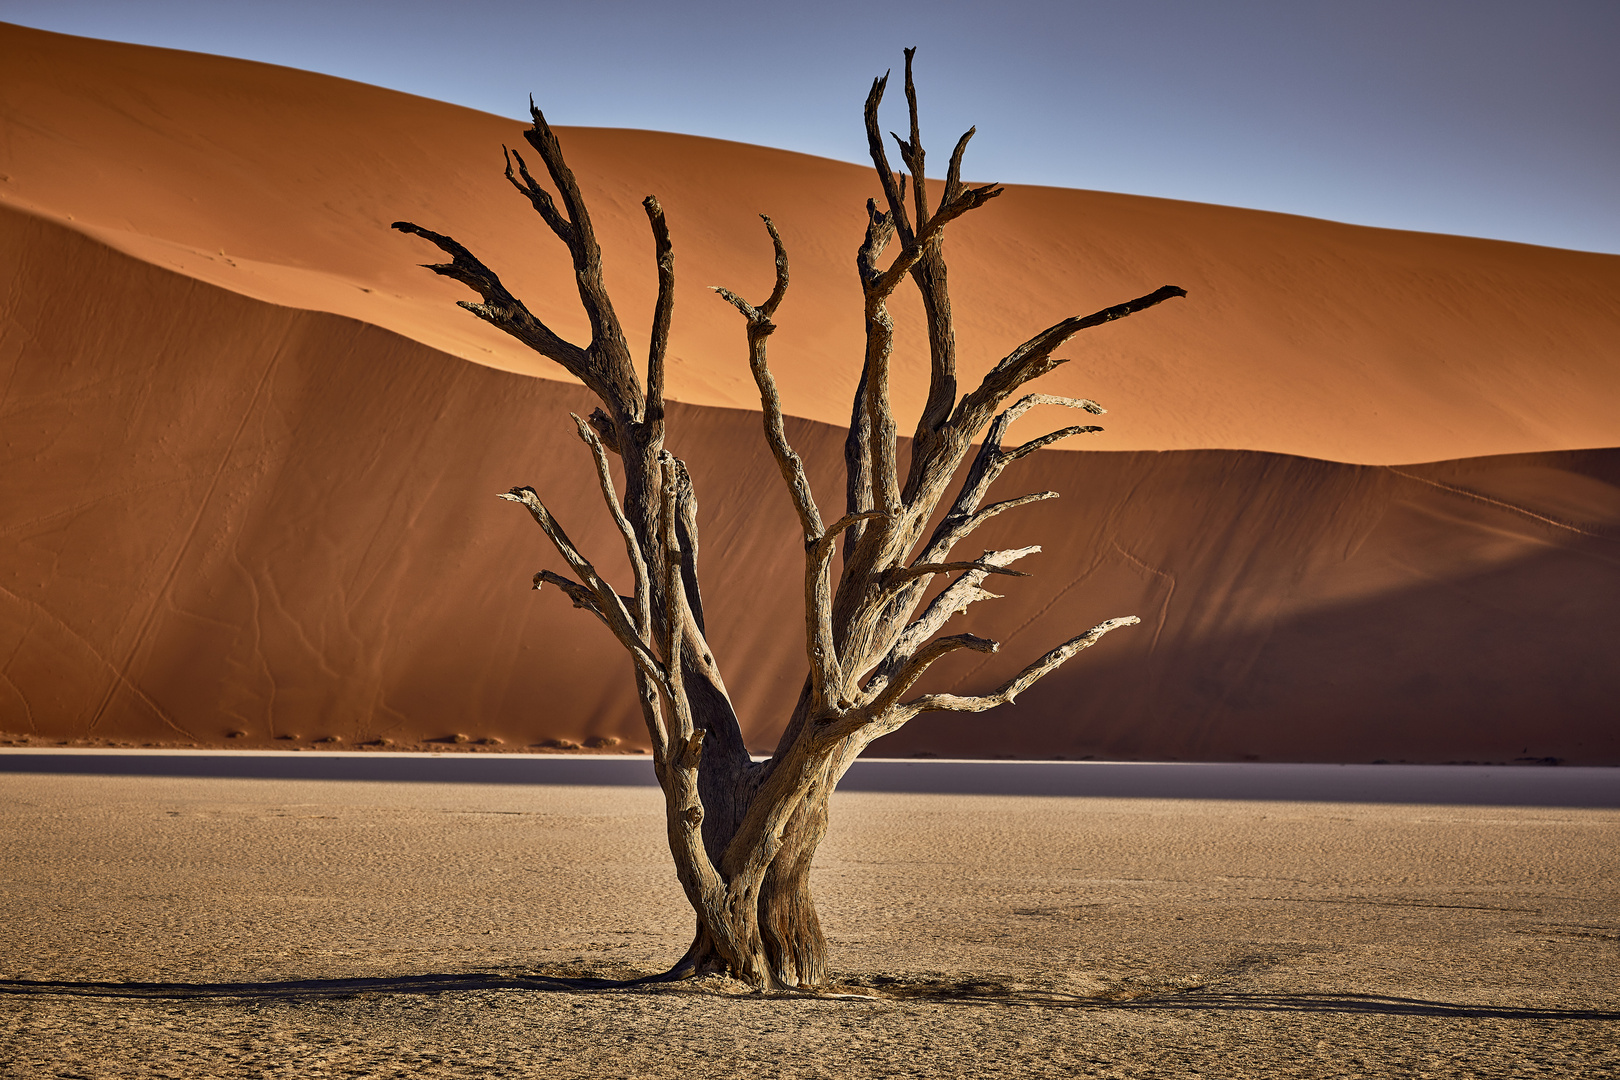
[5,21,1620,466]
[4,25,1619,762]
[3,207,1618,763]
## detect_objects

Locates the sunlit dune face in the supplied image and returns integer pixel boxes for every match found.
[4,23,1620,466]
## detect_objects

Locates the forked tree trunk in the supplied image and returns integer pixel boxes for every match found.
[672,787,832,987]
[394,49,1184,990]
[667,687,835,987]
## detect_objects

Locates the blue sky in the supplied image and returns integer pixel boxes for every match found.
[4,0,1616,253]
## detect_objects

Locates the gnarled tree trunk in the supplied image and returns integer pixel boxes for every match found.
[671,779,833,987]
[395,49,1184,990]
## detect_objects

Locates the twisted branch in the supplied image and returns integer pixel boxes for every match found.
[389,221,590,378]
[864,71,914,246]
[898,48,927,226]
[650,458,734,965]
[857,632,1000,727]
[665,456,709,636]
[804,511,887,709]
[922,394,1105,565]
[843,201,892,558]
[503,145,573,241]
[868,182,1003,299]
[658,458,697,747]
[888,558,1031,585]
[860,545,1041,708]
[532,569,604,619]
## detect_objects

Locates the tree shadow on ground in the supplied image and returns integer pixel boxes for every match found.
[0,973,618,999]
[864,976,1620,1020]
[2,973,1615,1022]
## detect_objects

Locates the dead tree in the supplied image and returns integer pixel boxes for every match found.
[394,49,1184,990]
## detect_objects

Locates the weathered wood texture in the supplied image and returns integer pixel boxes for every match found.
[395,51,1184,988]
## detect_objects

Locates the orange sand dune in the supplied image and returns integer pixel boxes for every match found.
[5,22,1620,465]
[3,207,1617,763]
[2,24,1619,763]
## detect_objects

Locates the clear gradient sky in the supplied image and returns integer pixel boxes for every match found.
[4,0,1616,253]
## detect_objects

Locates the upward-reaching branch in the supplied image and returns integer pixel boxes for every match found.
[521,101,636,404]
[571,413,652,640]
[396,101,651,431]
[852,631,1000,732]
[842,200,893,558]
[713,217,823,541]
[848,179,1002,532]
[643,196,675,429]
[864,72,914,246]
[868,181,1003,299]
[664,456,709,637]
[955,285,1187,435]
[921,394,1105,565]
[941,126,975,209]
[496,486,666,693]
[865,50,1002,502]
[898,46,928,230]
[401,105,753,785]
[503,145,573,242]
[861,278,902,518]
[657,459,697,747]
[859,544,1041,712]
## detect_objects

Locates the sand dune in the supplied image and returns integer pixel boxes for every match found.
[6,22,1620,464]
[3,24,1619,762]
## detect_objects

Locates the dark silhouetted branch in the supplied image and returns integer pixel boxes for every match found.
[503,145,573,242]
[390,221,591,378]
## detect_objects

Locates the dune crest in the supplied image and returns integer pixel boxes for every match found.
[4,22,1620,465]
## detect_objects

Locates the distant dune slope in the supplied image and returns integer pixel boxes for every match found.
[5,22,1620,465]
[3,25,1619,762]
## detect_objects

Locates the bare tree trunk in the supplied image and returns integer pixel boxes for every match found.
[669,682,832,986]
[673,687,853,987]
[395,49,1185,992]
[757,785,832,986]
[668,786,831,987]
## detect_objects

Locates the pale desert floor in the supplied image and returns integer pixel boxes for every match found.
[1,770,1616,1079]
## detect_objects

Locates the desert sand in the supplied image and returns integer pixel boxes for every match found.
[3,22,1620,762]
[1,769,1615,1077]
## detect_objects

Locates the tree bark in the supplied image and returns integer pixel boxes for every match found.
[397,48,1186,992]
[757,789,832,988]
[671,785,832,988]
